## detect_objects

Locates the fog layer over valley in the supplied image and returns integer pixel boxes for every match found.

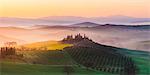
[0,24,149,51]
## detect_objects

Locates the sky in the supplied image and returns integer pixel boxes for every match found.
[0,0,150,18]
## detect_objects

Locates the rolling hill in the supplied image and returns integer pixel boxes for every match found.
[72,22,101,27]
[62,35,150,75]
[1,35,149,75]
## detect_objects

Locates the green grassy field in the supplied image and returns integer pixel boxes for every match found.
[1,49,149,75]
[117,48,150,75]
[1,61,118,75]
[16,50,74,65]
[0,50,116,75]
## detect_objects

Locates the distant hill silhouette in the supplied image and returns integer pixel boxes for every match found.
[31,22,150,30]
[72,22,100,27]
[91,24,150,30]
[1,16,149,26]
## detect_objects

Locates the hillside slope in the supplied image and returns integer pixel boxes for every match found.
[22,41,72,50]
[62,34,149,75]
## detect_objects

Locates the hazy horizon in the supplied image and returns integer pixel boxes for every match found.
[0,15,150,27]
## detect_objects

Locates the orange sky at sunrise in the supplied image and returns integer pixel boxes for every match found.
[0,0,150,18]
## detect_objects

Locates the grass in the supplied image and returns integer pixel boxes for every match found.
[117,48,150,75]
[16,50,75,65]
[1,62,67,75]
[1,61,118,75]
[21,41,72,50]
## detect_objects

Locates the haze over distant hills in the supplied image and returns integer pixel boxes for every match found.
[0,15,150,26]
[0,23,149,51]
[31,22,150,30]
[0,15,149,51]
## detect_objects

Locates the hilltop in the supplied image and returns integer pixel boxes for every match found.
[72,22,101,27]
